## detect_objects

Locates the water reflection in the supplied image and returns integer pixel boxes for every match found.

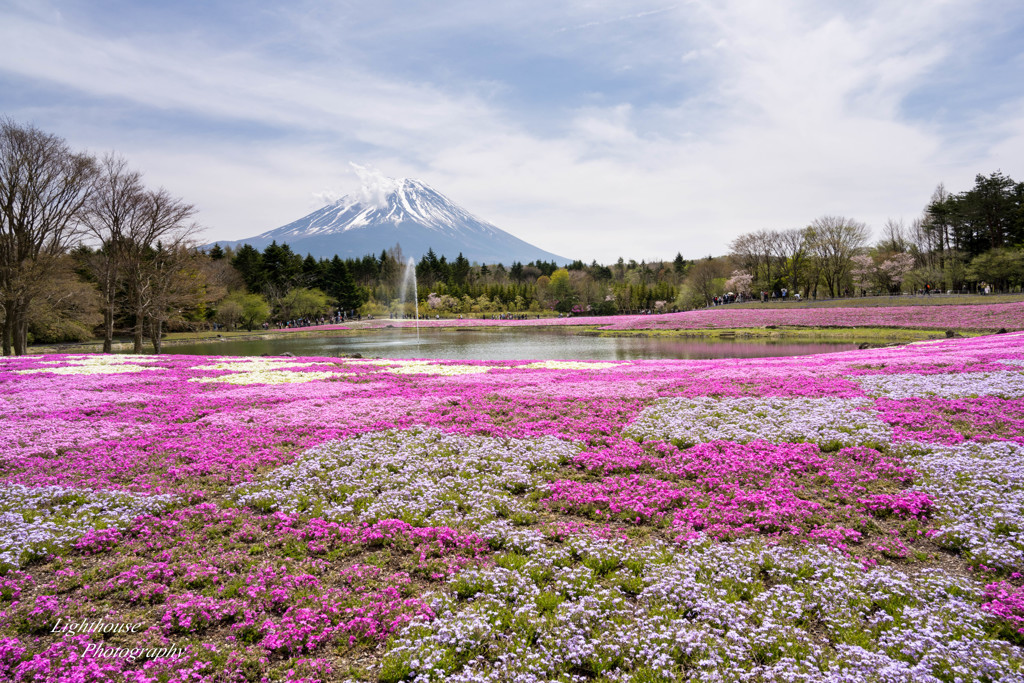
[159,328,860,361]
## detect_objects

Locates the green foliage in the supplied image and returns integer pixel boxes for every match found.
[231,244,265,292]
[929,172,1024,259]
[278,287,331,320]
[549,268,576,313]
[216,291,270,331]
[966,248,1024,291]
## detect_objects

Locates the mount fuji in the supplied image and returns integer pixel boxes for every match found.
[214,177,570,265]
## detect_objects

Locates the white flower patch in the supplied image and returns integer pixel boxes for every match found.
[15,355,164,375]
[906,339,951,346]
[37,355,154,364]
[389,363,495,376]
[0,485,177,569]
[334,358,430,368]
[190,358,349,384]
[340,359,407,366]
[996,359,1024,367]
[232,428,579,526]
[190,370,347,385]
[334,359,496,375]
[192,359,336,372]
[519,360,623,370]
[894,440,1024,571]
[857,371,1024,399]
[627,396,890,448]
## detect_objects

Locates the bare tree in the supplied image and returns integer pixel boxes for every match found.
[685,257,728,306]
[83,154,148,352]
[120,188,200,353]
[807,216,870,298]
[0,119,96,355]
[776,227,812,295]
[878,218,908,253]
[730,229,783,290]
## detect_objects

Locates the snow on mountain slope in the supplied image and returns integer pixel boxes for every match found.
[263,179,501,240]
[214,174,570,264]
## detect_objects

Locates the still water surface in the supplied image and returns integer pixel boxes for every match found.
[162,328,860,361]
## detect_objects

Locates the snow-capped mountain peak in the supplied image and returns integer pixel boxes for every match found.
[215,172,570,265]
[258,176,498,241]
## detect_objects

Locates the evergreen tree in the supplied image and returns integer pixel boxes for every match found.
[301,253,322,288]
[673,252,686,274]
[451,253,471,286]
[929,171,1024,258]
[261,241,302,290]
[231,244,264,292]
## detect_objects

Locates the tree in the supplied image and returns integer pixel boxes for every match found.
[450,252,470,286]
[239,293,271,331]
[300,253,322,288]
[685,257,727,306]
[776,228,812,295]
[807,216,870,297]
[548,268,576,313]
[278,287,331,321]
[851,252,914,294]
[196,250,245,312]
[231,244,264,292]
[878,218,908,253]
[729,229,784,293]
[119,188,200,352]
[724,270,753,297]
[25,254,101,343]
[83,154,148,352]
[261,241,302,293]
[417,248,441,288]
[217,291,270,331]
[0,119,97,355]
[928,172,1024,258]
[966,248,1024,292]
[144,245,207,353]
[326,256,362,311]
[215,296,244,331]
[673,252,686,275]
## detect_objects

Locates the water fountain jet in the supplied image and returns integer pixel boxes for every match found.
[397,256,420,344]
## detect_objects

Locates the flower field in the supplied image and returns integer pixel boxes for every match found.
[2,334,1024,681]
[304,301,1024,334]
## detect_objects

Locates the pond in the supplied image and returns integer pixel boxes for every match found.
[158,328,862,361]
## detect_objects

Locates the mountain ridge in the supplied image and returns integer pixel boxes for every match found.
[212,177,571,265]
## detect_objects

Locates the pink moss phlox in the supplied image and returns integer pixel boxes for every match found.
[547,440,926,544]
[981,581,1024,634]
[858,492,934,520]
[0,572,34,602]
[73,528,123,554]
[877,397,1024,445]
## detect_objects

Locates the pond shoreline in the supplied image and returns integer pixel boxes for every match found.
[24,323,951,357]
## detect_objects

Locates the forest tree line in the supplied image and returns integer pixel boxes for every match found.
[2,118,1023,355]
[723,172,1024,302]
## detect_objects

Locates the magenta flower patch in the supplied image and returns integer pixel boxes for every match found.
[2,332,1024,680]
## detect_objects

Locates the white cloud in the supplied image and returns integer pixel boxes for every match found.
[0,0,1021,262]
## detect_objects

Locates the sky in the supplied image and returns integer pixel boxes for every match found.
[1,0,1023,263]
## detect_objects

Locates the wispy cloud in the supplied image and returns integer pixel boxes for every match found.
[0,0,1022,262]
[554,6,677,34]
